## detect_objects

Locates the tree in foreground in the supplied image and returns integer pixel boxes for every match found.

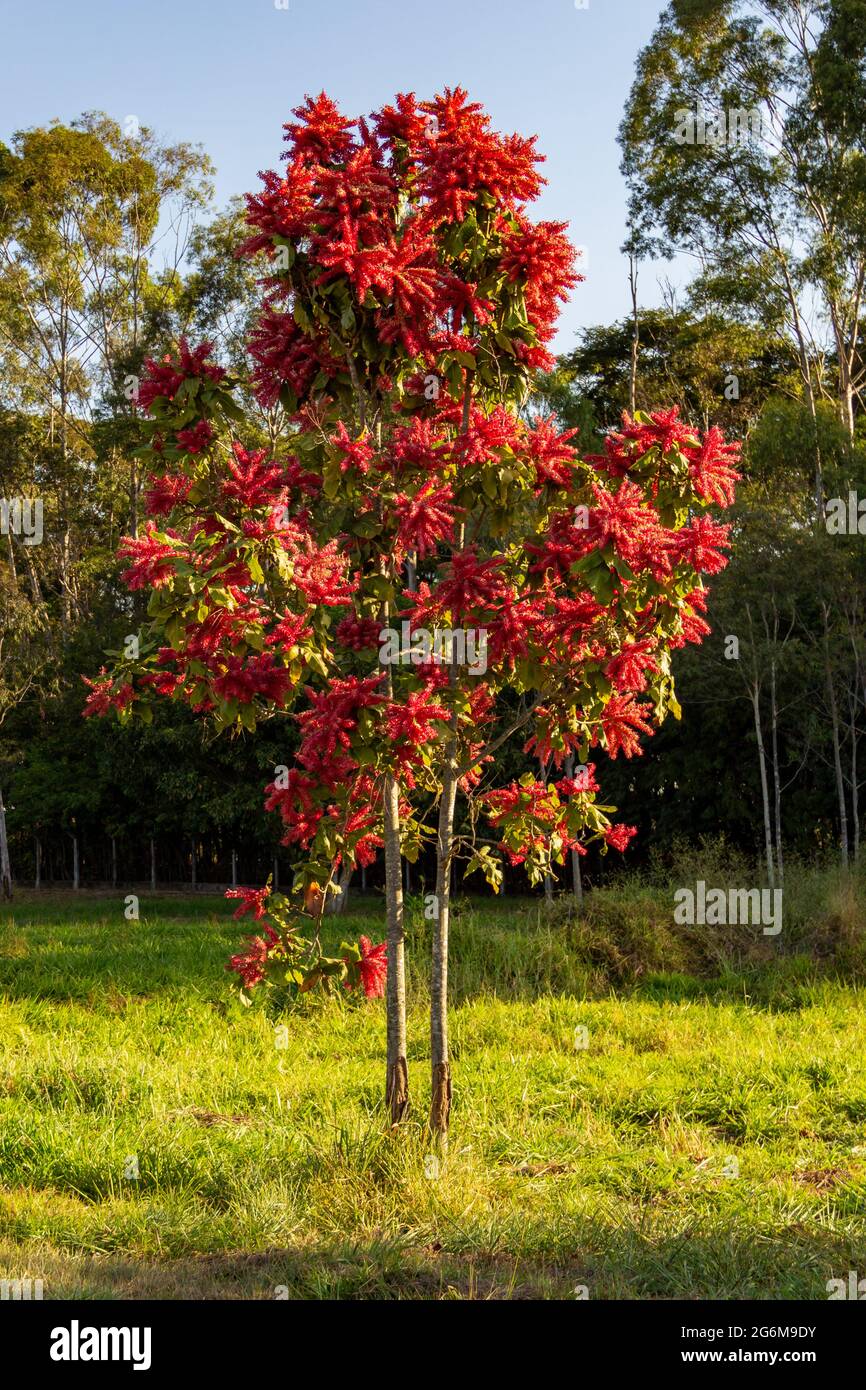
[86,89,738,1135]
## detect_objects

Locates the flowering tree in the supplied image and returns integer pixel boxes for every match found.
[86,89,738,1136]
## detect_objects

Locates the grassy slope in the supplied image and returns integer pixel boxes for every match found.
[1,889,865,1299]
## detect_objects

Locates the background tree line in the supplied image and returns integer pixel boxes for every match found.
[3,0,866,893]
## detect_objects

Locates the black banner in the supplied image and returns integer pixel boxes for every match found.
[5,1297,861,1376]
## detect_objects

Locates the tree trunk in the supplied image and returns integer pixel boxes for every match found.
[191,839,197,890]
[429,385,471,1139]
[628,252,639,415]
[231,848,237,888]
[849,698,860,867]
[35,836,41,890]
[326,857,353,915]
[571,846,583,905]
[750,686,775,889]
[565,756,583,907]
[828,298,856,441]
[0,788,12,900]
[430,763,457,1137]
[769,658,784,885]
[383,773,409,1124]
[150,837,156,892]
[823,604,849,866]
[379,571,410,1124]
[541,758,554,903]
[72,834,80,891]
[111,836,117,889]
[130,456,139,540]
[777,256,823,516]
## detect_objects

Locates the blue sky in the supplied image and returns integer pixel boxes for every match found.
[2,0,684,352]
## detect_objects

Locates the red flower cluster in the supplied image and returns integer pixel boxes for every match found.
[239,87,578,404]
[118,523,180,590]
[137,339,225,412]
[287,536,358,607]
[296,674,386,784]
[211,653,293,707]
[82,670,134,718]
[221,444,288,509]
[394,481,459,559]
[227,924,282,989]
[335,614,382,651]
[226,885,271,920]
[345,936,387,998]
[589,406,740,506]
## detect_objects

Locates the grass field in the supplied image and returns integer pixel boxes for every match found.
[1,884,866,1299]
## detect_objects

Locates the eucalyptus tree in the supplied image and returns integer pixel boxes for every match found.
[620,0,866,512]
[0,112,213,606]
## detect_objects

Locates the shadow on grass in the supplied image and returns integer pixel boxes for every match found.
[0,1217,854,1299]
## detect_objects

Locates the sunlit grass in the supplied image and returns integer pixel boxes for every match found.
[1,888,865,1299]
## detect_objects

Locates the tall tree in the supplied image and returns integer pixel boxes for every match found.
[87,91,738,1144]
[620,0,866,511]
[0,113,212,588]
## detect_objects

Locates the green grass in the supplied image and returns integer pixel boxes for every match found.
[1,887,866,1299]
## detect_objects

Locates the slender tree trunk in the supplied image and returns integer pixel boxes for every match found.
[326,858,353,915]
[0,788,12,900]
[111,836,117,889]
[57,321,78,637]
[823,604,849,867]
[191,839,197,890]
[35,836,41,890]
[750,686,775,889]
[380,555,410,1121]
[769,658,784,885]
[430,762,457,1137]
[383,773,409,1124]
[565,755,583,907]
[150,837,156,892]
[6,528,17,586]
[72,834,80,891]
[540,758,554,903]
[828,299,856,441]
[849,697,860,867]
[840,369,855,440]
[628,252,639,416]
[231,848,237,888]
[21,540,44,609]
[777,256,823,515]
[429,385,472,1137]
[130,457,139,540]
[572,846,583,905]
